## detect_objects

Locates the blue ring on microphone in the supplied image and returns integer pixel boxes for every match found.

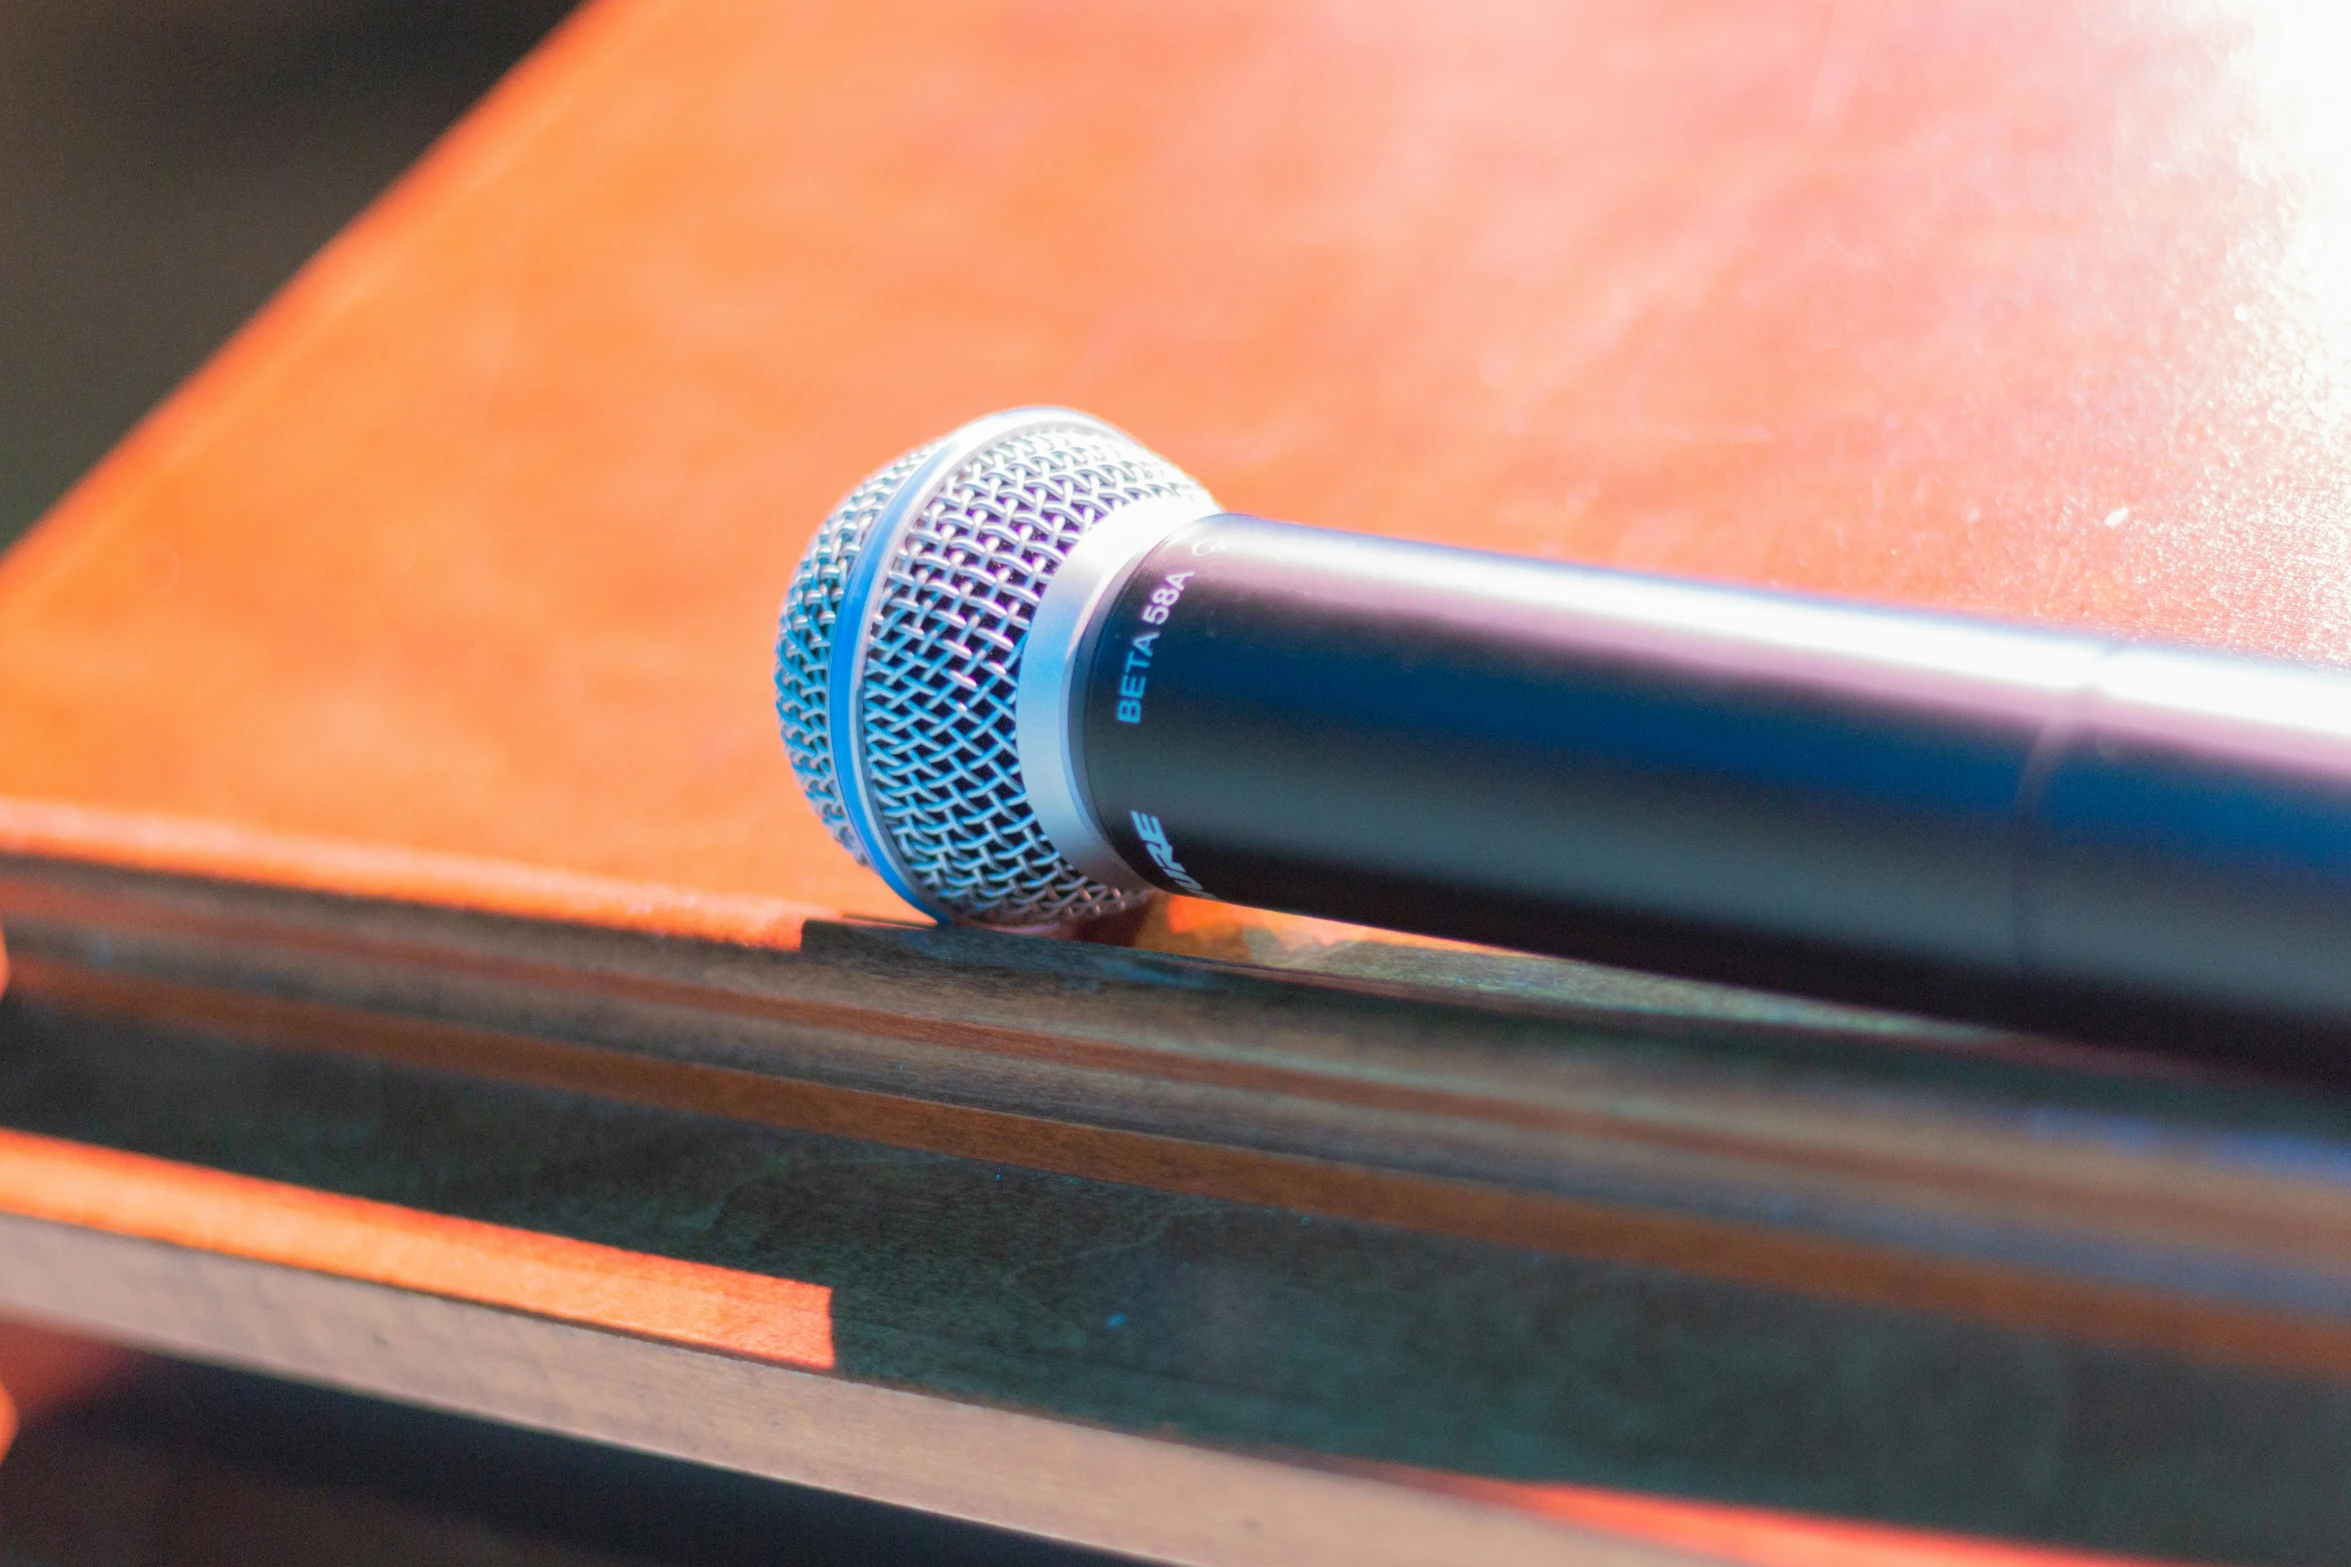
[825,406,1114,920]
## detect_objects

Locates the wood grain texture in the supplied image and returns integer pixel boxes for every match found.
[16,856,2351,1378]
[0,1128,834,1371]
[0,0,2347,933]
[0,800,826,948]
[2,1006,2330,1564]
[10,861,2351,1562]
[0,1219,1712,1567]
[0,1360,1123,1567]
[24,951,2351,1381]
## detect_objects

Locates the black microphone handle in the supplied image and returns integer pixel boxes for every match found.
[1057,513,2351,1040]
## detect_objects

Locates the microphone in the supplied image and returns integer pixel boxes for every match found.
[776,407,2351,1043]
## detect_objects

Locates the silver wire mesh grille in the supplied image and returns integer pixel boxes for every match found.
[775,420,1210,923]
[774,440,939,867]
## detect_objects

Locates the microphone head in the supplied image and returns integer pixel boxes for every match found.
[775,408,1214,924]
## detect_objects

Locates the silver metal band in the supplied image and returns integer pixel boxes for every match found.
[827,407,1122,917]
[1015,493,1222,890]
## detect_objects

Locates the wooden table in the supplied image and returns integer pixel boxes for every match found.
[5,0,2351,1560]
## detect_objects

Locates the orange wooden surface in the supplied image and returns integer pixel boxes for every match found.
[3,0,2350,937]
[0,1121,2190,1567]
[0,1114,2183,1567]
[0,1128,835,1371]
[1418,1474,2178,1567]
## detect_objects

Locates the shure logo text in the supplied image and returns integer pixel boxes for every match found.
[1129,810,1209,896]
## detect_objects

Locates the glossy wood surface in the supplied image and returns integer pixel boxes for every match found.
[2,0,2349,936]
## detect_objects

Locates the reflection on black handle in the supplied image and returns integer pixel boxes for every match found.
[1077,514,2351,1043]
